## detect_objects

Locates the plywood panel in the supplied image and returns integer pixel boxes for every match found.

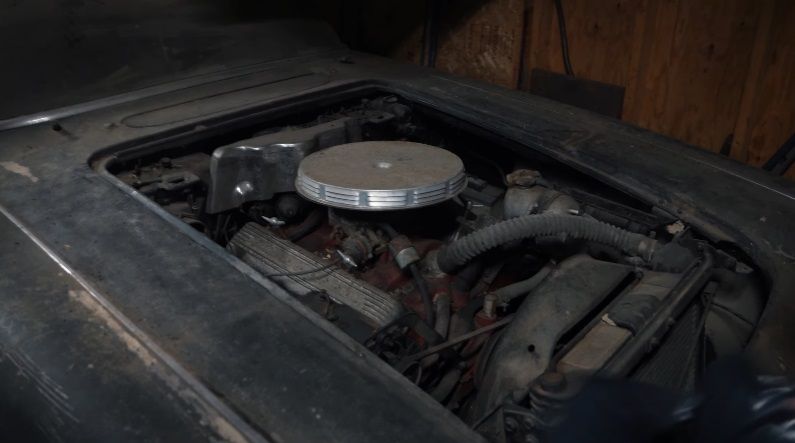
[621,0,680,128]
[522,0,763,154]
[350,0,795,178]
[434,0,525,88]
[525,0,648,87]
[625,0,762,152]
[731,0,795,172]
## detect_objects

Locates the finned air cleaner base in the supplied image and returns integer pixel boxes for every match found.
[295,141,466,211]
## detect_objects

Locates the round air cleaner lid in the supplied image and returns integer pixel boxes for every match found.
[295,141,466,211]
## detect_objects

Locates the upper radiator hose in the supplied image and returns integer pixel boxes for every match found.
[437,214,658,274]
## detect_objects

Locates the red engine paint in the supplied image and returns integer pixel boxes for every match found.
[293,220,470,323]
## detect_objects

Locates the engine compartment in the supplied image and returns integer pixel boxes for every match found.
[105,94,766,442]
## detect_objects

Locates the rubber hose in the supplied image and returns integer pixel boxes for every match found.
[492,263,554,305]
[437,214,658,274]
[287,208,324,242]
[451,260,484,293]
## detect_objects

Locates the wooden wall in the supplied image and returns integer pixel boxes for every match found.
[342,0,795,178]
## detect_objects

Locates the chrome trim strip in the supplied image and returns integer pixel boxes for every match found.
[0,50,345,131]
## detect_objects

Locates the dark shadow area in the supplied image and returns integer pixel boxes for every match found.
[0,0,494,120]
[339,0,487,67]
[0,0,344,119]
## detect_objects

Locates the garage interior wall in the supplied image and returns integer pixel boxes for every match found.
[3,1,793,179]
[338,0,795,179]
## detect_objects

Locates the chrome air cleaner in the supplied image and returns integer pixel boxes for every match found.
[295,141,466,211]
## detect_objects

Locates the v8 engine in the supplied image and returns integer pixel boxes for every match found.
[111,95,765,442]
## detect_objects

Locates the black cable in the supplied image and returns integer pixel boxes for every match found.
[403,315,514,362]
[409,262,436,326]
[471,402,503,431]
[554,0,575,76]
[461,148,509,187]
[421,0,440,68]
[380,223,435,326]
[762,132,795,176]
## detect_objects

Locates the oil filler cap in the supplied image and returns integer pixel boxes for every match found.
[295,141,466,211]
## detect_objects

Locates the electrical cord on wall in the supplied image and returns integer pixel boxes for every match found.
[554,0,575,76]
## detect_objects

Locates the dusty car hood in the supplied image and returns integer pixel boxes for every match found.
[1,20,794,442]
[0,12,344,126]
